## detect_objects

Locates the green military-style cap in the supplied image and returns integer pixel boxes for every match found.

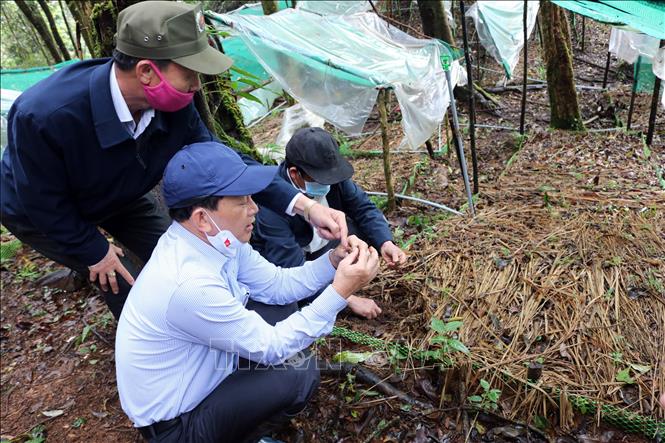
[115,1,232,75]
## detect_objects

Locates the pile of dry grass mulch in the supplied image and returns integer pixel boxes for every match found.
[343,130,664,431]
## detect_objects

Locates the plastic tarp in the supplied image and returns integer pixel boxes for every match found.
[210,9,466,149]
[466,1,540,79]
[1,89,21,150]
[609,28,660,65]
[296,1,371,15]
[654,48,665,110]
[551,1,665,40]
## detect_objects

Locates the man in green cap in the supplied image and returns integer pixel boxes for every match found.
[0,1,348,320]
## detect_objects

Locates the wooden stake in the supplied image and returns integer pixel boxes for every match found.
[378,89,396,212]
[460,0,479,194]
[645,40,664,146]
[520,0,528,135]
[602,51,611,89]
[627,58,639,130]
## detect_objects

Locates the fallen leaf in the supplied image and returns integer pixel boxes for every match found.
[42,409,64,418]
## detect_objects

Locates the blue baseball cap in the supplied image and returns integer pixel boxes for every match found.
[163,142,277,208]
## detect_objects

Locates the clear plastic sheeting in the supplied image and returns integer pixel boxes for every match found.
[276,104,325,149]
[443,1,455,31]
[238,81,283,126]
[653,48,665,81]
[296,1,371,15]
[608,27,660,65]
[209,10,466,149]
[466,1,540,79]
[654,48,665,110]
[1,89,21,150]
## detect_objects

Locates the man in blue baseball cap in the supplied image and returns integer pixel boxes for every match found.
[115,141,380,442]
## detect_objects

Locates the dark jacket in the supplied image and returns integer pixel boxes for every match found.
[251,162,392,268]
[0,59,297,265]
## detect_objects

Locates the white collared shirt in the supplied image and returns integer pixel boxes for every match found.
[115,222,346,427]
[286,172,331,253]
[109,63,154,139]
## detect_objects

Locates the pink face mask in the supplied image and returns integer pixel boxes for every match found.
[142,61,194,112]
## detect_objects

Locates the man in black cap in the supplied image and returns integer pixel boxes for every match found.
[0,2,347,319]
[252,127,407,318]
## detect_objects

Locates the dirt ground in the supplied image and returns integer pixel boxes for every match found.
[1,6,663,443]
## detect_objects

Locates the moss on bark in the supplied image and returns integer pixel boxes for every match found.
[540,1,585,131]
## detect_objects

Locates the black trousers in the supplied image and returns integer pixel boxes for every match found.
[0,192,170,319]
[144,300,318,443]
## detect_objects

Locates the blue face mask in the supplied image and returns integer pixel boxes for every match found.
[304,180,330,198]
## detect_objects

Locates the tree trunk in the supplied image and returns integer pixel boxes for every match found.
[261,0,278,15]
[66,1,94,58]
[1,5,34,64]
[58,0,81,58]
[11,3,52,65]
[90,0,141,58]
[539,1,584,131]
[15,0,62,63]
[37,0,71,60]
[417,0,454,45]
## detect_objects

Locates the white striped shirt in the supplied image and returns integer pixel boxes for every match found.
[115,221,346,427]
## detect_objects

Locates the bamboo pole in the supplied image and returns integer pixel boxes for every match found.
[460,0,478,194]
[378,89,396,212]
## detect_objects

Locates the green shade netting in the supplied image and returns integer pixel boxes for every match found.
[218,1,290,86]
[0,60,79,92]
[551,1,665,39]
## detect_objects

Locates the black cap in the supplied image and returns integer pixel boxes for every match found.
[285,128,354,185]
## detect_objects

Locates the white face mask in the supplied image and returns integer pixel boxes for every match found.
[202,210,241,257]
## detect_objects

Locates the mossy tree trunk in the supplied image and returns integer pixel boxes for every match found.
[15,0,63,63]
[261,1,278,15]
[540,1,584,131]
[416,0,454,45]
[91,0,141,58]
[37,0,71,60]
[198,73,259,159]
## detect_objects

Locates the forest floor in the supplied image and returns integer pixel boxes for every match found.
[1,8,664,443]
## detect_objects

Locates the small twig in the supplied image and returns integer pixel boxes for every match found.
[322,361,434,410]
[82,319,113,348]
[362,417,399,443]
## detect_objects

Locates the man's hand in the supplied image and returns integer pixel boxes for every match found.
[295,195,349,248]
[332,242,380,299]
[347,295,382,319]
[380,241,407,267]
[88,243,135,294]
[329,235,368,268]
